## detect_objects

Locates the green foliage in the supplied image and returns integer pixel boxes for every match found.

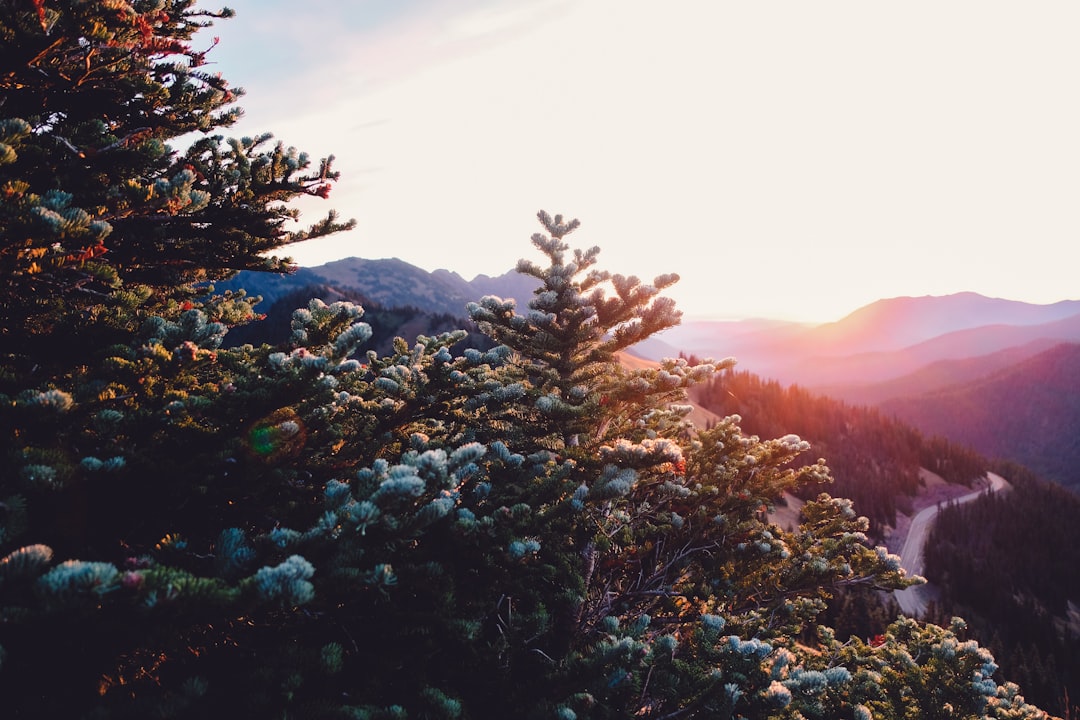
[0,2,1057,718]
[0,0,354,375]
[693,368,987,533]
[0,204,1047,718]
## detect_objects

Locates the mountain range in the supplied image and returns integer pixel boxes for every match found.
[216,257,540,320]
[635,291,1080,489]
[221,257,1080,489]
[879,343,1080,489]
[636,292,1080,388]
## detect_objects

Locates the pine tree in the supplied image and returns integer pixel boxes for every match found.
[0,0,352,374]
[0,3,1059,719]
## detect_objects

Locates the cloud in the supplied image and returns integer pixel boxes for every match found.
[440,0,573,42]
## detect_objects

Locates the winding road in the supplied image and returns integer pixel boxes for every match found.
[893,472,1009,617]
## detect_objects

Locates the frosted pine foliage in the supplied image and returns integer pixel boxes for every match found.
[449,442,486,467]
[508,539,541,559]
[765,680,792,708]
[785,669,828,693]
[254,555,315,606]
[770,647,796,679]
[0,182,1057,719]
[777,434,811,453]
[323,479,352,509]
[594,465,637,499]
[414,496,454,527]
[599,438,683,467]
[723,635,772,659]
[79,455,103,472]
[333,322,372,357]
[37,560,120,603]
[365,563,396,588]
[18,388,73,413]
[269,528,303,549]
[214,528,255,580]
[700,614,726,632]
[369,472,424,503]
[141,309,226,350]
[348,501,380,535]
[0,544,53,581]
[874,546,904,572]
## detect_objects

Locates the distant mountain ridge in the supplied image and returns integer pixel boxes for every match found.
[635,292,1080,493]
[816,339,1065,406]
[791,311,1080,388]
[217,257,541,319]
[641,292,1080,389]
[221,265,1080,403]
[806,292,1080,355]
[220,265,1080,397]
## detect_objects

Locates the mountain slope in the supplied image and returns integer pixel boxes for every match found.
[215,257,541,320]
[880,342,1080,489]
[646,294,1080,389]
[788,312,1080,387]
[692,363,1079,717]
[801,292,1080,356]
[814,339,1064,405]
[690,368,988,534]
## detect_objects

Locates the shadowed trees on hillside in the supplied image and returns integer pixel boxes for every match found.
[925,461,1080,717]
[692,369,986,535]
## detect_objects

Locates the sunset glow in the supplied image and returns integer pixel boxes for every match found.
[210,0,1080,323]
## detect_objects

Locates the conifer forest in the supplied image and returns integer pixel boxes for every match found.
[0,2,1065,718]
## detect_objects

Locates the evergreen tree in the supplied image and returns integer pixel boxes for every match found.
[0,0,352,373]
[0,2,1058,719]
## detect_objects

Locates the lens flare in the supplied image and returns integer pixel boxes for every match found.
[245,407,307,463]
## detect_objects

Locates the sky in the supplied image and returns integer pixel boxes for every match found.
[203,0,1080,323]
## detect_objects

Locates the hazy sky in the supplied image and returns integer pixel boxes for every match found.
[205,0,1079,322]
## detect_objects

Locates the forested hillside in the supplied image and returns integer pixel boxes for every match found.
[694,368,1080,717]
[692,368,987,535]
[881,343,1080,490]
[925,462,1080,716]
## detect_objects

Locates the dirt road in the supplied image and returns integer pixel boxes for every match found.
[893,472,1009,617]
